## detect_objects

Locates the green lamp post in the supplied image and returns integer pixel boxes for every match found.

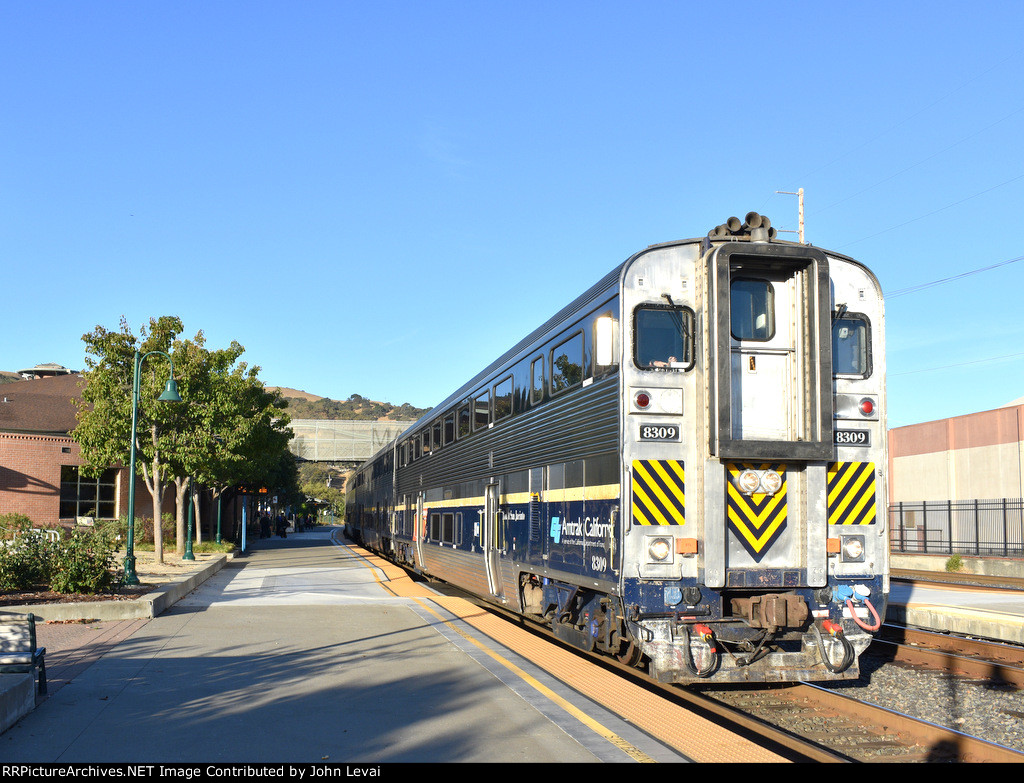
[124,350,182,585]
[184,477,195,561]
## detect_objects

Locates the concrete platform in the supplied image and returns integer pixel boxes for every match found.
[886,579,1024,643]
[0,529,711,763]
[0,552,229,743]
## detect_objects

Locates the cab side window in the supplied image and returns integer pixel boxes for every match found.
[634,305,694,370]
[833,314,871,376]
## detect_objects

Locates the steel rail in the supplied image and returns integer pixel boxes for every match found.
[790,683,1024,763]
[874,624,1024,688]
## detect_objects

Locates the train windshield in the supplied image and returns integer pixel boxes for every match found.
[634,305,694,369]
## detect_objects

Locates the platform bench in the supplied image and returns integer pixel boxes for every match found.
[0,613,46,697]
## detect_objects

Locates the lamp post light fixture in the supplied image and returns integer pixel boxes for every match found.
[124,350,182,585]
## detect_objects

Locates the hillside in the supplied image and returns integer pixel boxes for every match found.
[276,391,430,421]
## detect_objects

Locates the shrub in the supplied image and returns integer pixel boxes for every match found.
[945,553,965,573]
[0,543,38,591]
[0,513,34,540]
[0,517,57,590]
[48,528,117,594]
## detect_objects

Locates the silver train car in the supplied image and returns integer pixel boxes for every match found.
[346,213,888,684]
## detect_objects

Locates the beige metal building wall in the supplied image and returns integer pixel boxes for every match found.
[887,402,1024,503]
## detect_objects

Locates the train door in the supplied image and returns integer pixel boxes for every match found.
[414,493,425,569]
[529,467,545,560]
[484,483,504,599]
[707,244,833,589]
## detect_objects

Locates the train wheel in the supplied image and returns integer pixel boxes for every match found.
[616,640,643,668]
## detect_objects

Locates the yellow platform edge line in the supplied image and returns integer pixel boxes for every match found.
[334,531,789,763]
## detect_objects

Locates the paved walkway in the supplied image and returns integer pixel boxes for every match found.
[1,528,688,764]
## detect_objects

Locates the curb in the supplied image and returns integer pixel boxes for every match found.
[0,673,34,734]
[0,555,228,623]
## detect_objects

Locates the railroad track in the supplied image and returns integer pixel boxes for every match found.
[892,569,1024,592]
[874,623,1024,688]
[696,681,1024,763]
[424,575,1022,762]
[498,602,1024,762]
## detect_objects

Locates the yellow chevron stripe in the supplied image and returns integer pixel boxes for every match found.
[631,460,685,526]
[725,463,788,557]
[634,462,676,515]
[827,462,877,525]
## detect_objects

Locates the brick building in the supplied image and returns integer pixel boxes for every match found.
[0,375,173,529]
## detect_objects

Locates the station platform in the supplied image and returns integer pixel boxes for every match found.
[0,528,788,764]
[886,577,1024,644]
[4,529,1022,764]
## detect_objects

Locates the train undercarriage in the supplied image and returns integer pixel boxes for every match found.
[519,573,879,684]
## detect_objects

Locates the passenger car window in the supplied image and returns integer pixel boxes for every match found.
[473,393,490,431]
[457,404,471,439]
[731,278,775,341]
[635,305,694,370]
[833,315,870,376]
[493,376,513,421]
[530,356,545,405]
[550,332,584,394]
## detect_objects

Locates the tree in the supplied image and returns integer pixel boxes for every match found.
[75,316,295,559]
[298,462,346,516]
[154,332,295,555]
[181,348,294,549]
[75,316,185,562]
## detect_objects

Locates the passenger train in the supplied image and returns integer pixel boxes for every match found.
[346,213,888,684]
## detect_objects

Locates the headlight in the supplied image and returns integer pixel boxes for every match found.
[760,470,783,494]
[841,536,865,562]
[734,468,783,495]
[737,470,761,494]
[647,537,673,563]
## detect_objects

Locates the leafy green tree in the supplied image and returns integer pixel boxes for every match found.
[153,332,295,555]
[76,316,185,562]
[298,462,346,515]
[76,316,295,559]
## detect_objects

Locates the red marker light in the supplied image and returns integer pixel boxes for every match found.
[635,392,651,409]
[859,398,874,416]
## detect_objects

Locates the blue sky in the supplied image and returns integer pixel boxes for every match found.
[3,2,1022,429]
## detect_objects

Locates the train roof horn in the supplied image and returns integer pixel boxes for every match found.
[708,212,777,242]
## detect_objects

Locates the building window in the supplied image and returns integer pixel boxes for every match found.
[60,466,117,520]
